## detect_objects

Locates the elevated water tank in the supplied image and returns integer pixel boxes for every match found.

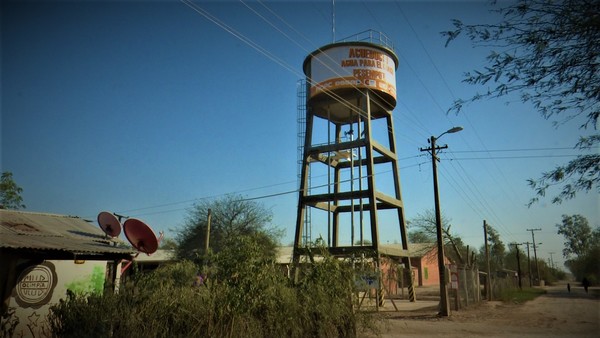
[303,41,399,124]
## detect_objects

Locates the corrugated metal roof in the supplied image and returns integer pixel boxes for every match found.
[395,242,437,257]
[0,209,134,258]
[277,246,294,264]
[277,243,437,263]
[133,249,175,262]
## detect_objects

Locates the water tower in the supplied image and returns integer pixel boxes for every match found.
[293,31,414,300]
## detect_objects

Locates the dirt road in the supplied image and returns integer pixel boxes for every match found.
[373,282,599,337]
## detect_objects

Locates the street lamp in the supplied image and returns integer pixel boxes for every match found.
[438,126,464,138]
[421,126,463,317]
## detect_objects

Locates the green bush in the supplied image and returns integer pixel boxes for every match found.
[48,261,211,338]
[48,236,377,337]
[498,287,546,304]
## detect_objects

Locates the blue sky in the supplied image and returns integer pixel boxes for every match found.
[2,0,597,269]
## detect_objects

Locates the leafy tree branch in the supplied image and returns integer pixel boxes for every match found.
[443,0,599,204]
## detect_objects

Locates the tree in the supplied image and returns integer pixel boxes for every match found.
[556,214,598,258]
[557,214,600,284]
[481,224,506,272]
[175,194,281,261]
[504,243,525,273]
[159,237,178,250]
[443,0,600,204]
[504,243,526,288]
[565,245,600,285]
[408,230,433,244]
[0,171,25,209]
[409,209,467,264]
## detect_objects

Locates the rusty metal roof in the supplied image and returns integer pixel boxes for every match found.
[277,243,437,264]
[380,243,436,258]
[0,209,134,259]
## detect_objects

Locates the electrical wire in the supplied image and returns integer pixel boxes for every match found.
[391,2,558,243]
[180,0,370,123]
[108,144,576,223]
[446,154,579,160]
[111,158,427,218]
[449,147,576,153]
[357,1,513,242]
[170,1,574,248]
[242,0,430,144]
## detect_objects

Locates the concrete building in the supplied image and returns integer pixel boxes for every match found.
[0,209,134,336]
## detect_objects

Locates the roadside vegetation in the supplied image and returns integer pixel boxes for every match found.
[44,198,597,336]
[498,287,546,304]
[47,240,379,337]
[50,194,569,338]
[47,196,379,337]
[556,214,600,285]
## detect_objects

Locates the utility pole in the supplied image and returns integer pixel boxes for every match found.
[483,220,492,300]
[420,127,462,317]
[524,242,533,287]
[421,135,450,316]
[511,243,523,290]
[204,208,212,253]
[527,228,542,285]
[549,252,556,270]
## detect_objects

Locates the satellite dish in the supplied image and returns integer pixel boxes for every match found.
[123,218,159,254]
[97,211,122,238]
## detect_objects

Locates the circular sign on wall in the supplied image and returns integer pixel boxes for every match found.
[14,261,58,309]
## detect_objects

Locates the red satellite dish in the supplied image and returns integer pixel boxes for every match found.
[123,218,159,254]
[97,211,122,238]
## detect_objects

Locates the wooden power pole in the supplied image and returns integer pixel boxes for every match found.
[524,242,533,287]
[483,220,492,300]
[512,243,523,290]
[527,228,542,285]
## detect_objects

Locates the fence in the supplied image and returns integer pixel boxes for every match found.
[366,262,535,311]
[449,265,482,310]
[381,264,531,311]
[449,265,529,310]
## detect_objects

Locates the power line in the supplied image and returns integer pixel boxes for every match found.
[115,178,302,214]
[439,157,520,244]
[446,154,579,160]
[391,2,548,237]
[180,0,376,126]
[356,1,435,143]
[449,147,576,153]
[178,1,563,249]
[110,159,426,218]
[385,1,529,241]
[236,0,407,133]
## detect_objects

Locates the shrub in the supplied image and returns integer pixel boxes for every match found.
[48,261,211,338]
[498,287,546,304]
[48,237,377,337]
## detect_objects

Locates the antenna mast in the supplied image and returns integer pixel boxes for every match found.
[332,0,335,42]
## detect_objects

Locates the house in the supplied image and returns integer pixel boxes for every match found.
[276,242,450,292]
[120,249,176,278]
[408,243,450,287]
[0,209,134,336]
[379,242,451,288]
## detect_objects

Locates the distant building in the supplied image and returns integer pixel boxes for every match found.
[120,249,176,278]
[276,242,450,294]
[379,243,450,292]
